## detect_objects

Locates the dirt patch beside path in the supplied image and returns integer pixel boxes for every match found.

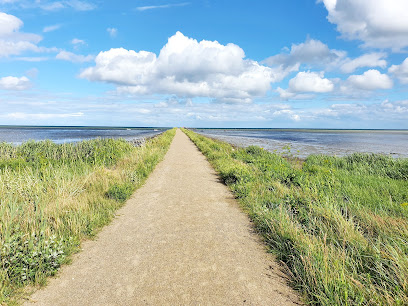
[26,129,301,305]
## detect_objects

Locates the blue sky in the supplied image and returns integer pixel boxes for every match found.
[0,0,407,128]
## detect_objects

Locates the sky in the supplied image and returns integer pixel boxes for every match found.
[0,0,407,128]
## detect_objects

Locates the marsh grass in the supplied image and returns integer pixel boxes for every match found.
[0,129,175,303]
[183,128,408,305]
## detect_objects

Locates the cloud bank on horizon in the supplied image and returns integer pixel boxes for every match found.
[0,0,407,128]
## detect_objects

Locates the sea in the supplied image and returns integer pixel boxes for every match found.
[0,126,168,145]
[1,127,407,158]
[192,129,408,159]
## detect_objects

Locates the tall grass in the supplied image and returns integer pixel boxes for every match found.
[0,129,176,303]
[183,129,408,305]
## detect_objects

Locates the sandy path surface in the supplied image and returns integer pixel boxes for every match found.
[26,129,301,305]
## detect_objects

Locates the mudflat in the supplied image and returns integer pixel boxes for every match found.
[26,129,301,305]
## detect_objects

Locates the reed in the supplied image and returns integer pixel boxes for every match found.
[183,128,408,305]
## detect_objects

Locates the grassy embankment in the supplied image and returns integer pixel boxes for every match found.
[183,129,408,305]
[0,129,176,303]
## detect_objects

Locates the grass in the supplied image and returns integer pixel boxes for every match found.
[0,129,176,304]
[182,128,408,305]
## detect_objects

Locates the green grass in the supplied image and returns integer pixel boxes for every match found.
[182,128,408,305]
[0,129,176,304]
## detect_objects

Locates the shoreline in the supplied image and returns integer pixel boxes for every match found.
[0,129,166,146]
[196,132,408,159]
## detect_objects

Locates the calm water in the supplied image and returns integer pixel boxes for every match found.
[193,129,408,158]
[0,127,168,145]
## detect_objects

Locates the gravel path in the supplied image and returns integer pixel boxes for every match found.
[26,129,301,305]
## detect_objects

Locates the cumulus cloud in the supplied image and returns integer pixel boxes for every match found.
[388,57,408,84]
[107,27,117,38]
[56,50,93,63]
[319,0,408,49]
[289,71,334,93]
[340,53,387,73]
[277,71,333,100]
[0,12,44,57]
[81,32,277,103]
[0,76,31,90]
[264,38,345,69]
[266,63,300,83]
[0,11,23,36]
[345,69,393,91]
[264,38,390,76]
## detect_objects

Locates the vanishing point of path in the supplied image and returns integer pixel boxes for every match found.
[26,129,301,305]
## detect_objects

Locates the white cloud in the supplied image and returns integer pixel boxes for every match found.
[0,11,23,36]
[81,32,277,103]
[71,38,86,50]
[43,24,61,33]
[107,27,117,38]
[0,40,42,57]
[340,53,387,73]
[276,71,333,100]
[56,50,93,63]
[381,100,408,114]
[276,71,334,100]
[276,87,295,100]
[264,38,345,69]
[136,2,189,11]
[276,87,314,100]
[345,69,393,91]
[388,57,408,84]
[272,109,301,121]
[319,0,408,49]
[266,63,300,83]
[312,100,408,123]
[289,71,334,93]
[264,38,391,76]
[0,76,31,90]
[41,2,65,10]
[0,12,44,57]
[71,38,85,45]
[0,0,96,10]
[5,112,84,119]
[15,56,49,61]
[41,0,95,11]
[65,0,95,10]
